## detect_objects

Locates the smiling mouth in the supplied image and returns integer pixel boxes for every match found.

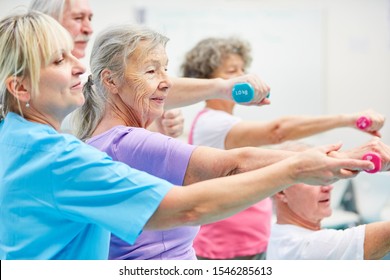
[151,97,165,101]
[71,82,82,89]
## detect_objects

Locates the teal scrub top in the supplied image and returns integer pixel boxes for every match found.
[0,113,173,259]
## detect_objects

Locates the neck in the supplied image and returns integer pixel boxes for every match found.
[206,99,235,114]
[275,200,321,231]
[24,111,62,131]
[92,101,144,137]
[26,116,61,131]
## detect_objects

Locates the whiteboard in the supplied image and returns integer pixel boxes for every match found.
[142,1,325,135]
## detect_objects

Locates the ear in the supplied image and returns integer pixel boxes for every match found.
[5,76,31,103]
[101,69,119,94]
[274,190,288,203]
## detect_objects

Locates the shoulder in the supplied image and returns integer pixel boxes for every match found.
[196,109,241,129]
[108,126,187,150]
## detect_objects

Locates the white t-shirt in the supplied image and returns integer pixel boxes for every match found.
[189,108,241,148]
[266,223,366,260]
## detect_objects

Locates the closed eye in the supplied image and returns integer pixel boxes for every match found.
[54,56,65,65]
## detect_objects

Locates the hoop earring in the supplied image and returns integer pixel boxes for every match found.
[26,101,30,108]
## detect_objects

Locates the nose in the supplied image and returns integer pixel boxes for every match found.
[159,72,172,92]
[321,185,334,192]
[72,56,86,76]
[81,18,93,35]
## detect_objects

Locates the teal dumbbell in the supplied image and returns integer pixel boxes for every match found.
[232,83,270,103]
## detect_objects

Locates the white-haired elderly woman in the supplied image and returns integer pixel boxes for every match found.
[73,23,383,260]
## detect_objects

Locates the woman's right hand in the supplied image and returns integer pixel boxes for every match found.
[330,137,390,172]
[290,142,375,186]
[223,74,271,106]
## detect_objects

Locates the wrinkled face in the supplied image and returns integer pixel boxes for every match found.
[283,184,334,223]
[61,0,93,59]
[211,53,245,79]
[117,41,171,127]
[31,49,86,122]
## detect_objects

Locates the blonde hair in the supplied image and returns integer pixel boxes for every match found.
[0,11,73,119]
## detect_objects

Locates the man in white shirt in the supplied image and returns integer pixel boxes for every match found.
[267,141,390,260]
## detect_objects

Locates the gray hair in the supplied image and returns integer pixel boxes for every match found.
[73,24,169,140]
[181,37,252,79]
[0,11,73,120]
[28,0,69,22]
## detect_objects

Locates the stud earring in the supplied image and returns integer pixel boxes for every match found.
[26,101,30,108]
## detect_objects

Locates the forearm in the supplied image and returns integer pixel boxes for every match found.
[272,114,351,141]
[183,146,296,185]
[145,159,296,230]
[165,74,271,109]
[230,147,297,173]
[227,115,352,148]
[228,110,384,149]
[165,77,226,108]
[279,109,385,140]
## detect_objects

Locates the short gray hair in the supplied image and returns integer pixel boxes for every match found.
[28,0,69,22]
[181,37,252,79]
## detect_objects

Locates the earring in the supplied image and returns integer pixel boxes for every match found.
[26,101,30,108]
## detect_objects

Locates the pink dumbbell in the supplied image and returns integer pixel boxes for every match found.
[362,152,381,173]
[356,116,372,130]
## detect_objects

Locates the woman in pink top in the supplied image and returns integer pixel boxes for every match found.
[182,37,385,260]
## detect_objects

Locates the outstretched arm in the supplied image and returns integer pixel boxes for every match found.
[225,109,385,149]
[165,74,271,108]
[183,145,298,185]
[145,143,373,230]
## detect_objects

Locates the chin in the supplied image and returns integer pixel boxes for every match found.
[72,49,85,60]
[66,101,84,115]
[76,95,86,106]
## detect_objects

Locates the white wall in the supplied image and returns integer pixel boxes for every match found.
[1,0,389,148]
[324,0,390,149]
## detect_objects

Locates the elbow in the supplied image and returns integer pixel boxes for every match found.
[269,125,287,144]
[146,206,205,230]
[178,203,226,227]
[180,206,213,226]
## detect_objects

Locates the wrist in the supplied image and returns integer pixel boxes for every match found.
[213,77,230,100]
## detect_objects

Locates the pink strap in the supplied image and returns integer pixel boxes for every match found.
[188,108,209,144]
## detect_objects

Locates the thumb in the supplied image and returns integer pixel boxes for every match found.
[163,109,178,119]
[369,131,382,138]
